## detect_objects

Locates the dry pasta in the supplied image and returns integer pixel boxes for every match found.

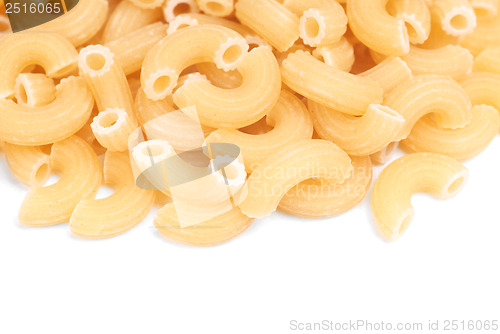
[460,72,500,121]
[402,104,500,160]
[312,37,354,72]
[19,136,102,226]
[359,56,413,97]
[473,46,500,74]
[430,0,477,37]
[370,142,400,166]
[3,143,52,188]
[130,0,165,9]
[91,108,137,152]
[299,0,347,47]
[469,0,498,19]
[163,0,199,22]
[371,153,468,241]
[70,151,156,238]
[14,73,56,108]
[460,7,500,55]
[197,0,234,17]
[386,0,431,44]
[278,156,372,218]
[238,139,352,218]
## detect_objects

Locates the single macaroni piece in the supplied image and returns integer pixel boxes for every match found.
[312,37,355,72]
[278,156,372,218]
[76,108,107,156]
[154,204,253,246]
[0,76,94,145]
[19,136,102,226]
[299,1,347,47]
[79,45,137,126]
[196,62,242,89]
[0,32,78,99]
[14,73,56,108]
[70,151,156,238]
[460,6,500,55]
[173,46,281,128]
[141,24,249,100]
[370,142,400,165]
[468,0,498,19]
[205,90,313,172]
[386,0,431,44]
[134,88,177,125]
[310,101,405,156]
[238,139,352,218]
[420,13,461,49]
[430,0,477,36]
[130,0,164,9]
[4,143,51,187]
[473,46,500,74]
[163,0,199,22]
[281,50,383,116]
[91,108,137,152]
[460,72,500,125]
[197,0,234,17]
[371,153,468,241]
[235,0,300,52]
[102,0,163,43]
[359,56,413,97]
[347,0,410,56]
[402,105,500,160]
[30,0,108,47]
[105,22,167,76]
[385,74,473,140]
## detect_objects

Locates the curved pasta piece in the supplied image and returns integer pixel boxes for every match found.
[91,108,137,152]
[70,151,156,238]
[385,74,473,140]
[312,37,354,72]
[173,46,281,128]
[371,153,468,241]
[469,0,498,19]
[0,76,94,145]
[0,32,78,99]
[19,136,102,226]
[14,73,56,108]
[238,139,352,218]
[196,62,242,89]
[299,1,347,47]
[460,72,500,128]
[310,102,405,156]
[141,24,249,100]
[4,143,51,187]
[359,56,413,97]
[154,204,253,246]
[169,13,258,38]
[30,0,108,47]
[205,90,313,172]
[197,0,234,17]
[134,88,177,125]
[278,156,372,218]
[163,0,199,22]
[281,50,383,116]
[430,0,476,37]
[473,46,500,74]
[402,105,500,160]
[347,0,410,56]
[370,142,400,166]
[460,10,500,55]
[386,0,431,44]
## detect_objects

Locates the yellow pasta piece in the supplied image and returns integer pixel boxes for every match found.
[14,73,56,108]
[205,89,313,172]
[385,74,473,140]
[299,0,347,47]
[370,142,400,166]
[78,45,137,125]
[105,22,167,76]
[278,156,372,218]
[359,56,413,97]
[91,108,137,152]
[238,139,352,218]
[347,0,410,56]
[196,62,242,89]
[469,0,498,19]
[386,0,431,44]
[430,0,477,36]
[4,143,51,187]
[312,37,354,72]
[402,105,500,161]
[173,46,281,128]
[0,76,94,145]
[310,101,404,156]
[130,0,164,9]
[460,72,500,125]
[134,88,177,125]
[76,108,107,156]
[102,0,163,43]
[281,0,330,15]
[371,153,468,241]
[235,0,300,52]
[0,32,78,99]
[30,0,108,47]
[197,0,234,17]
[141,24,248,100]
[460,7,500,55]
[163,0,199,22]
[281,50,383,116]
[154,204,253,246]
[19,136,102,226]
[70,151,156,238]
[473,46,500,74]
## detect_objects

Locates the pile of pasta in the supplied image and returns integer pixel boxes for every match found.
[0,0,499,245]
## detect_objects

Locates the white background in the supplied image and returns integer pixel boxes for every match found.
[0,137,499,334]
